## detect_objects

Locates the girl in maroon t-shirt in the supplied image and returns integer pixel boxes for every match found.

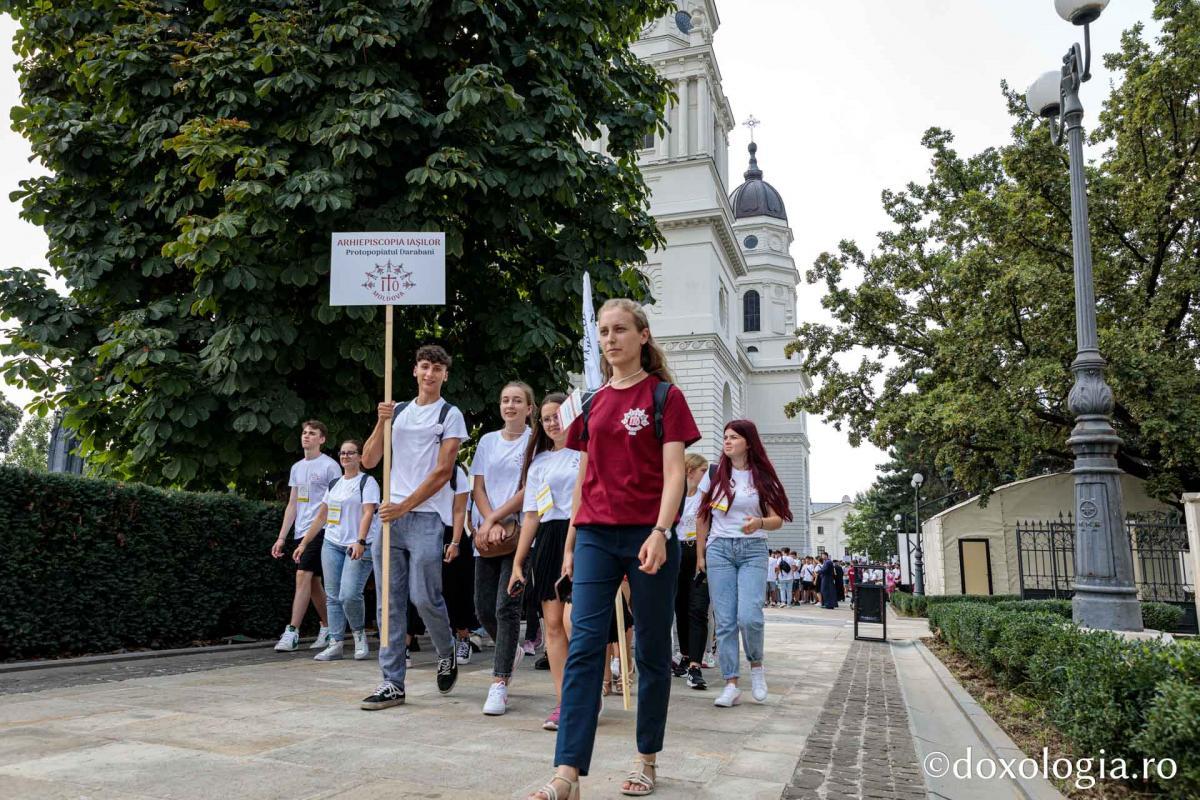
[527,299,700,800]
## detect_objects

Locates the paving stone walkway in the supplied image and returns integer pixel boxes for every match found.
[784,640,925,800]
[0,603,935,799]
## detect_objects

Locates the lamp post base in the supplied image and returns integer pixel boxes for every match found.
[1072,586,1143,631]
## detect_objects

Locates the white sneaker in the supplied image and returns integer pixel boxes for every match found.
[353,630,369,660]
[314,640,343,661]
[309,625,330,649]
[702,650,717,669]
[483,681,508,716]
[405,647,413,668]
[455,638,471,664]
[274,628,299,652]
[611,656,621,677]
[714,683,742,708]
[751,666,768,702]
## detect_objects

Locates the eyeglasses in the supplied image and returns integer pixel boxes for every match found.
[338,451,360,457]
[540,416,559,425]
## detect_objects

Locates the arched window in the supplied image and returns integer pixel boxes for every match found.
[743,290,761,332]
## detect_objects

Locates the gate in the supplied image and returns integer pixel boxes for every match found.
[1015,511,1196,634]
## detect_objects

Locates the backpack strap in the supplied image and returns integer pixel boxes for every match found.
[652,381,671,441]
[328,477,340,493]
[358,473,370,502]
[436,403,457,491]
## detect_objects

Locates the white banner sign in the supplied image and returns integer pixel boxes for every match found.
[330,232,446,306]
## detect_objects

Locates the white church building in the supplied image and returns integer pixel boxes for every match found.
[588,3,814,552]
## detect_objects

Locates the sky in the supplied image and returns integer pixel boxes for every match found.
[0,2,1162,501]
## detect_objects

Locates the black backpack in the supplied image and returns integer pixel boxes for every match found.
[328,473,372,500]
[395,400,459,491]
[779,559,792,574]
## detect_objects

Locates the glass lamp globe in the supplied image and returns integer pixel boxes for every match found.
[912,472,925,488]
[1026,71,1062,117]
[1055,0,1109,25]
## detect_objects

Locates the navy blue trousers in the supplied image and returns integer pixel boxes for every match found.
[554,526,680,774]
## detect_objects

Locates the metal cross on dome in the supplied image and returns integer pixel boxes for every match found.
[743,115,761,142]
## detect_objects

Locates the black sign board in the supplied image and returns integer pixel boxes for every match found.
[853,564,888,642]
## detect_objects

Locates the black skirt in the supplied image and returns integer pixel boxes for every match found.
[531,518,571,604]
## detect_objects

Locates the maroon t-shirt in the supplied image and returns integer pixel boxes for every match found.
[566,377,701,527]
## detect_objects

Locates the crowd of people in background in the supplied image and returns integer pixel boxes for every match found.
[264,298,904,800]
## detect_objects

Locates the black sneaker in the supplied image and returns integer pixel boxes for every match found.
[534,653,551,670]
[436,652,458,694]
[671,660,688,678]
[361,681,405,710]
[409,637,421,652]
[687,666,707,690]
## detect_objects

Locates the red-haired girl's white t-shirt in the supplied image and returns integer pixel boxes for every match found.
[699,468,768,540]
[566,377,700,527]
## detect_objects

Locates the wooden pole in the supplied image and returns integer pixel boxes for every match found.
[381,305,394,644]
[614,589,632,711]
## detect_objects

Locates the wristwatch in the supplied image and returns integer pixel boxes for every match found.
[652,526,670,538]
[357,539,367,546]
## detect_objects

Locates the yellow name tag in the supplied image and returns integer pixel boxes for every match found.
[327,502,342,525]
[536,483,554,517]
[298,492,310,503]
[712,499,729,513]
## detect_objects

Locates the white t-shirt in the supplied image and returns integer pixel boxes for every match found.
[289,453,343,539]
[768,555,780,582]
[522,447,581,523]
[468,428,530,528]
[699,468,766,540]
[678,491,703,541]
[320,474,381,547]
[440,466,470,527]
[389,398,470,519]
[801,562,816,582]
[778,556,795,580]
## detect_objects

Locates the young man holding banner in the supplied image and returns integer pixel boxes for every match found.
[359,344,467,710]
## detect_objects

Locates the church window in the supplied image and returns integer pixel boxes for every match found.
[642,131,655,150]
[743,290,761,332]
[747,345,758,353]
[743,235,758,249]
[818,526,825,537]
[675,10,693,34]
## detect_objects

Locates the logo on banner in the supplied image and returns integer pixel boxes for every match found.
[361,261,417,303]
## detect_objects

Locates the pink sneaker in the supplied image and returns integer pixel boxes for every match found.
[543,705,561,731]
[522,640,537,657]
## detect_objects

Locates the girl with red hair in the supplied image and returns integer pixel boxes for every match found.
[697,419,792,708]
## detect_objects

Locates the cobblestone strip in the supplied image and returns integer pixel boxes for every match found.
[784,640,927,800]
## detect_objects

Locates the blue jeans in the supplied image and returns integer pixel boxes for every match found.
[320,539,374,643]
[371,511,453,687]
[777,578,794,605]
[706,537,768,680]
[555,526,680,775]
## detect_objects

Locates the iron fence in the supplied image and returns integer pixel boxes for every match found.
[1015,511,1196,633]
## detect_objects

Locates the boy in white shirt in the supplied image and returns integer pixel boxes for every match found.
[271,420,342,652]
[359,345,469,711]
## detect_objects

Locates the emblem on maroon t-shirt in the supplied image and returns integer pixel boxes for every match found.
[621,407,651,436]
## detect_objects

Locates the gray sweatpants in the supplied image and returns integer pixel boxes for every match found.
[372,510,453,688]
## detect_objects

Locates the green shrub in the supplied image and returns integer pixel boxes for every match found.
[0,466,293,660]
[1141,602,1185,633]
[1132,678,1200,798]
[995,599,1073,618]
[894,592,1019,618]
[991,611,1069,688]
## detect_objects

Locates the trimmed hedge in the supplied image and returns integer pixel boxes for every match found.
[1,466,295,660]
[902,593,1187,632]
[929,602,1200,798]
[890,591,1019,617]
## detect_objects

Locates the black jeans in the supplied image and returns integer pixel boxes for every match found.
[474,553,525,678]
[675,541,710,664]
[442,527,478,632]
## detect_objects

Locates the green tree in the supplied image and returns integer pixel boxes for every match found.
[788,1,1200,502]
[7,414,52,471]
[0,0,674,495]
[0,394,20,454]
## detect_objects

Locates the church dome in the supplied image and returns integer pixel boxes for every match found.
[729,142,787,222]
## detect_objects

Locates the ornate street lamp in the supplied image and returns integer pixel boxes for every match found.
[912,473,925,596]
[1025,0,1142,630]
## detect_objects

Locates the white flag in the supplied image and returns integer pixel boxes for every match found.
[581,271,604,392]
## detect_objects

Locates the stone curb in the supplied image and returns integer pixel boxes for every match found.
[911,639,1066,800]
[0,637,328,674]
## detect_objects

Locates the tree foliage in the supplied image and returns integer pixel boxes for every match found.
[0,0,674,495]
[843,438,966,562]
[0,394,19,454]
[7,413,52,471]
[788,1,1200,502]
